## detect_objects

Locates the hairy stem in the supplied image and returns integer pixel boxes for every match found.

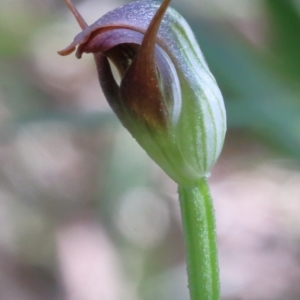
[178,178,220,300]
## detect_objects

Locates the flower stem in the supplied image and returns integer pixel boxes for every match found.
[178,178,220,300]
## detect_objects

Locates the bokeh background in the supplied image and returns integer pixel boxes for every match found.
[1,0,300,299]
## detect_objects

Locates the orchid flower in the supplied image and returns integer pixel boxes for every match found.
[58,1,226,299]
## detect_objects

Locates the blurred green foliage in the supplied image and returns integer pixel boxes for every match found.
[183,0,300,158]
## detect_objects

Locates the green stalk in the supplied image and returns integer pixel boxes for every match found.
[178,178,220,300]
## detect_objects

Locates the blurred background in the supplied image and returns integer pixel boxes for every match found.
[1,0,300,299]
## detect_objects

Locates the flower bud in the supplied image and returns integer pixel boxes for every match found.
[58,0,226,185]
